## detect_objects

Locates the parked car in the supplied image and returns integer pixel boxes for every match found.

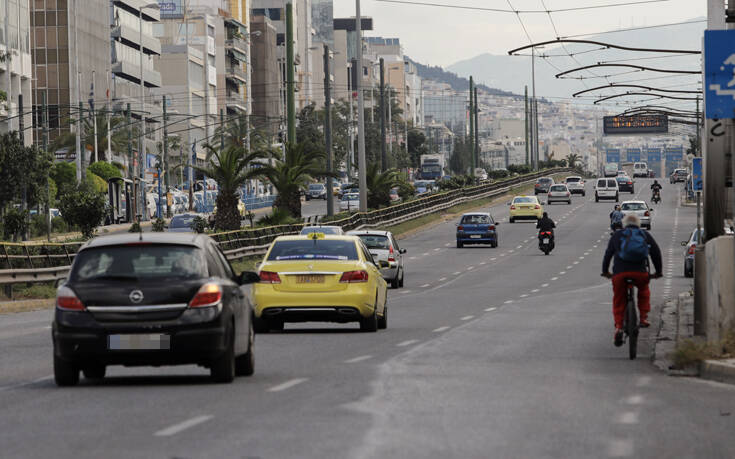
[347,230,406,288]
[455,212,499,248]
[615,175,635,193]
[51,233,259,385]
[305,183,327,201]
[670,168,688,183]
[681,228,702,278]
[546,184,572,205]
[595,178,619,202]
[340,193,360,211]
[564,176,585,195]
[534,177,555,194]
[620,200,653,230]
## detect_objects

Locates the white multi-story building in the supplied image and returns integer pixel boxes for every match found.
[0,0,32,146]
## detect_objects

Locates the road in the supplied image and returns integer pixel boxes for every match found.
[1,178,733,459]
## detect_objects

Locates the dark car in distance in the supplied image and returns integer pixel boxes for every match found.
[616,175,635,193]
[52,233,259,386]
[534,177,555,194]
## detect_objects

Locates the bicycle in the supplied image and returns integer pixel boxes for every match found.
[623,278,639,360]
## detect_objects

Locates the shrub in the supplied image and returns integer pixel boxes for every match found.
[51,216,68,234]
[128,221,142,233]
[151,218,166,232]
[85,172,108,194]
[2,208,28,241]
[190,216,209,233]
[30,213,48,238]
[258,208,299,227]
[88,161,122,182]
[58,181,108,239]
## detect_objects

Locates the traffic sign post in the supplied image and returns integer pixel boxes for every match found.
[704,30,735,119]
[692,157,703,191]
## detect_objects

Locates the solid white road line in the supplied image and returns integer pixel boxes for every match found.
[344,355,373,364]
[485,307,497,312]
[460,315,474,321]
[397,339,420,347]
[268,378,308,393]
[0,375,53,392]
[433,326,451,332]
[154,415,214,437]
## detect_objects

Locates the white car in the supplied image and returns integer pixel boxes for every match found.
[546,184,572,205]
[564,176,585,195]
[595,178,619,202]
[347,230,406,288]
[633,162,649,178]
[340,193,360,212]
[621,200,653,230]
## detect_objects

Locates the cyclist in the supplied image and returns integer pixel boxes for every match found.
[601,214,663,347]
[536,212,556,248]
[609,205,624,232]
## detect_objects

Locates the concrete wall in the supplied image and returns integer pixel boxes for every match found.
[705,236,735,344]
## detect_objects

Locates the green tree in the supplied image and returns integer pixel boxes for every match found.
[259,143,335,218]
[406,129,428,169]
[0,131,53,213]
[88,161,122,182]
[49,162,77,196]
[58,181,108,239]
[565,153,580,169]
[365,163,402,209]
[449,136,472,175]
[50,105,130,163]
[194,144,271,231]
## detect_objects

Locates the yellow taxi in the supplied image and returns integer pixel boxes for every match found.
[508,195,543,223]
[332,183,341,196]
[253,233,389,332]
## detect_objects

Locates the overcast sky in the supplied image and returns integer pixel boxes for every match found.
[333,0,706,67]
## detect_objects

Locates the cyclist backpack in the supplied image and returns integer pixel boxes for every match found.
[618,228,649,263]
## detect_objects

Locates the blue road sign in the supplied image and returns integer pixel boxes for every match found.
[692,157,703,191]
[705,30,735,119]
[626,148,641,162]
[606,148,620,163]
[646,148,661,162]
[665,146,683,161]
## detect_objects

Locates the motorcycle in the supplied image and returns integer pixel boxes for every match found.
[538,231,554,255]
[651,189,661,204]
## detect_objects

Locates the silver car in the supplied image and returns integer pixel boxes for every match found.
[620,200,653,230]
[564,176,585,195]
[546,184,572,205]
[347,230,406,288]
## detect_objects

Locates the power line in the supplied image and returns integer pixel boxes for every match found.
[559,19,707,39]
[374,0,670,13]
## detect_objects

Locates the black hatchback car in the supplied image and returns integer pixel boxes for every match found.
[52,233,260,386]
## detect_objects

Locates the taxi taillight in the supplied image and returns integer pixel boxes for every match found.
[259,271,282,284]
[189,283,222,308]
[56,286,85,311]
[535,204,541,209]
[688,244,696,255]
[340,270,369,283]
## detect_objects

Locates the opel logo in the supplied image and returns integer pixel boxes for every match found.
[129,290,144,304]
[307,264,314,271]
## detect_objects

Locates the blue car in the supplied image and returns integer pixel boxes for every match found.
[456,212,499,248]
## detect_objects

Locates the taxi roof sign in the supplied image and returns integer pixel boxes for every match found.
[308,232,326,240]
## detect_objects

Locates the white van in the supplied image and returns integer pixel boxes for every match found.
[595,178,619,202]
[633,162,649,178]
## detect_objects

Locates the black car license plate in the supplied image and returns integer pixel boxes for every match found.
[108,334,170,350]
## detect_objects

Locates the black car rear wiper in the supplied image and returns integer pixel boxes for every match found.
[85,274,140,281]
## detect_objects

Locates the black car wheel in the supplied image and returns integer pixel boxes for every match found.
[235,321,255,377]
[456,240,463,248]
[54,355,79,387]
[360,299,379,332]
[269,320,285,332]
[211,325,236,383]
[253,316,269,333]
[82,364,106,380]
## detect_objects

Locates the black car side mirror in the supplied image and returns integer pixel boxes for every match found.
[238,271,260,285]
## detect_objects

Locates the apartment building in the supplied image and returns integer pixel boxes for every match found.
[1,0,32,146]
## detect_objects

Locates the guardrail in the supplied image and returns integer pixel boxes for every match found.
[0,168,570,287]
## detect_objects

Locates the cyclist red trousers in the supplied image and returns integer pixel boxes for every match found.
[611,272,651,328]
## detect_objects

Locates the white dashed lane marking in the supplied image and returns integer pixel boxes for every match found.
[344,355,373,364]
[421,284,431,288]
[438,277,447,282]
[267,378,309,393]
[485,307,497,312]
[460,315,474,321]
[397,339,420,347]
[154,415,214,437]
[433,326,450,332]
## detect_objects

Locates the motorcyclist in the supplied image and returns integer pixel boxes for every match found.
[650,180,662,202]
[536,212,556,248]
[601,214,663,347]
[609,205,624,232]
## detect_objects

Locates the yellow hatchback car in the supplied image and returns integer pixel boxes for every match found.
[509,195,543,223]
[253,234,389,332]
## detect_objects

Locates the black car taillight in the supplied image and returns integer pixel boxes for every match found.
[189,283,222,308]
[56,286,85,311]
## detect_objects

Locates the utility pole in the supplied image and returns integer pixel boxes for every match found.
[78,101,85,179]
[162,95,170,217]
[474,86,479,172]
[534,98,540,166]
[531,46,538,170]
[91,70,98,163]
[356,0,367,212]
[42,92,50,241]
[469,76,475,177]
[126,103,134,220]
[525,85,529,166]
[286,2,296,145]
[380,58,386,172]
[324,44,334,217]
[75,76,82,182]
[106,70,111,163]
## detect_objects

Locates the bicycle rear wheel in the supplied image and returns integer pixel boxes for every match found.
[626,296,638,360]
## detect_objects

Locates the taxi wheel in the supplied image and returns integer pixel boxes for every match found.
[211,325,236,383]
[378,305,388,330]
[509,217,515,223]
[235,321,255,377]
[360,300,379,332]
[54,355,79,387]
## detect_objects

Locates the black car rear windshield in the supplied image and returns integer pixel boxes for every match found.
[267,240,358,261]
[71,244,206,281]
[537,178,552,183]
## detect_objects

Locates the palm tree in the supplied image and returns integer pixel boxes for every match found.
[50,105,131,163]
[258,143,336,218]
[194,144,272,230]
[566,153,580,169]
[365,163,401,209]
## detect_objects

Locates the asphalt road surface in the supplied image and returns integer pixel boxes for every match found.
[2,179,734,459]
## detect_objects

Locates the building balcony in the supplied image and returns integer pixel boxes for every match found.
[111,61,162,88]
[226,95,247,112]
[225,37,249,56]
[111,25,161,56]
[226,65,248,84]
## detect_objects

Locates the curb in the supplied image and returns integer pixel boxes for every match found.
[700,359,735,385]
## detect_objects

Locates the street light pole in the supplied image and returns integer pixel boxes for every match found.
[531,46,537,170]
[324,44,334,217]
[356,0,367,212]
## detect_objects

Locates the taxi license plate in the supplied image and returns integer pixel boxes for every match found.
[296,275,325,283]
[543,238,550,244]
[470,235,482,239]
[108,334,170,350]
